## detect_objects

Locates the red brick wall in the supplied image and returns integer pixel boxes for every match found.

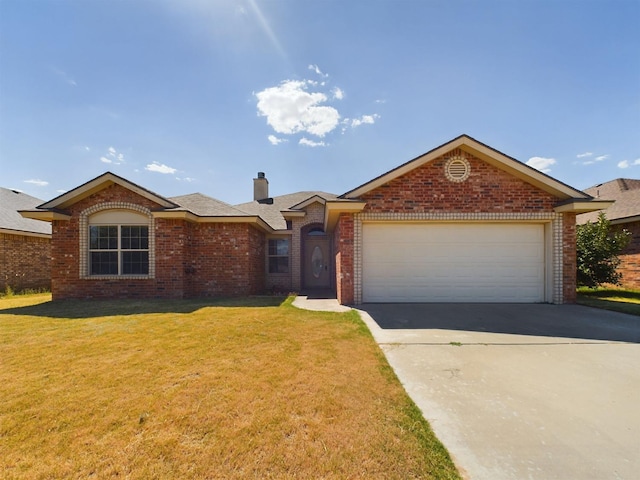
[247,226,266,294]
[333,214,354,304]
[51,183,266,300]
[185,223,265,297]
[0,233,51,293]
[617,221,640,289]
[361,150,557,213]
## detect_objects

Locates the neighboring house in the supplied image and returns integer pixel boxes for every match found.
[0,187,52,292]
[20,135,609,304]
[577,178,640,289]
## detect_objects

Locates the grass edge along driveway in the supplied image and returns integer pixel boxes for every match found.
[577,287,640,316]
[0,294,460,480]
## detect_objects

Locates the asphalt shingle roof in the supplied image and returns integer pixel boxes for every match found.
[577,178,640,224]
[0,187,51,235]
[169,193,250,217]
[235,191,339,230]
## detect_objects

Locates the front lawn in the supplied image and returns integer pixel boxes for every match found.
[577,288,640,316]
[0,294,459,479]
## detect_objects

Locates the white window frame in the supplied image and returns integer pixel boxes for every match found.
[80,205,155,279]
[89,224,150,276]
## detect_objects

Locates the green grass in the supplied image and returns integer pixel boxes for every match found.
[577,287,640,316]
[0,293,460,479]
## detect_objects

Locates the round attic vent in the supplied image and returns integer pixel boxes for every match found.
[445,156,470,182]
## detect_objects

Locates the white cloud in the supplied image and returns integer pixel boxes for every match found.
[255,80,340,137]
[526,156,556,173]
[255,69,380,145]
[595,154,609,161]
[308,64,328,78]
[618,159,640,169]
[24,179,48,187]
[146,162,177,174]
[577,152,592,158]
[350,114,380,127]
[299,137,326,147]
[100,146,125,165]
[268,134,287,145]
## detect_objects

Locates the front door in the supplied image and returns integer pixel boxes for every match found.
[304,233,330,289]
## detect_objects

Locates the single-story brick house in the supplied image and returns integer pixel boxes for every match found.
[1,187,52,293]
[21,135,610,304]
[577,178,640,289]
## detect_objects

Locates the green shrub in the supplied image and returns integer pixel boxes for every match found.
[577,212,631,288]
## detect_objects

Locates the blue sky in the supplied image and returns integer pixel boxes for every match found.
[1,0,638,204]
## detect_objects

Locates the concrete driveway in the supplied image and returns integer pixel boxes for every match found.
[356,304,640,480]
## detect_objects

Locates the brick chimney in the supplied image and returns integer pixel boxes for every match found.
[253,172,269,201]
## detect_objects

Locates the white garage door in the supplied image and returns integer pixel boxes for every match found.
[362,223,545,303]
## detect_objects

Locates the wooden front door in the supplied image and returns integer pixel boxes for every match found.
[303,233,330,289]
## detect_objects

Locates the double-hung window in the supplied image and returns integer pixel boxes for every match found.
[268,238,289,273]
[89,224,149,275]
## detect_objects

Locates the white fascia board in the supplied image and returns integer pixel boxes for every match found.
[554,200,614,213]
[323,200,367,231]
[0,228,51,239]
[153,211,274,233]
[19,210,71,221]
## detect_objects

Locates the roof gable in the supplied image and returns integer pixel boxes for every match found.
[38,172,178,210]
[341,134,591,201]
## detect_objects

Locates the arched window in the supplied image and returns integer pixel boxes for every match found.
[307,227,326,236]
[88,210,150,275]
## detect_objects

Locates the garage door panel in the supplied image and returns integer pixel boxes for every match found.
[363,223,545,303]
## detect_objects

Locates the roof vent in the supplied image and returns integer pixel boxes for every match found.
[445,156,471,182]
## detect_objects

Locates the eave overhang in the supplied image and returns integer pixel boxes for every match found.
[611,214,640,225]
[281,210,306,218]
[152,211,274,232]
[19,210,72,222]
[324,200,367,232]
[553,199,614,214]
[0,227,52,239]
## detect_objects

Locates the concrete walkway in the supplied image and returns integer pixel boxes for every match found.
[292,294,352,312]
[293,298,640,480]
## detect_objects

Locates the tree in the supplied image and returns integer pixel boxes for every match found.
[576,212,631,288]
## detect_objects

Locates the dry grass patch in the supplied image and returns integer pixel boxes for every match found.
[0,294,459,479]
